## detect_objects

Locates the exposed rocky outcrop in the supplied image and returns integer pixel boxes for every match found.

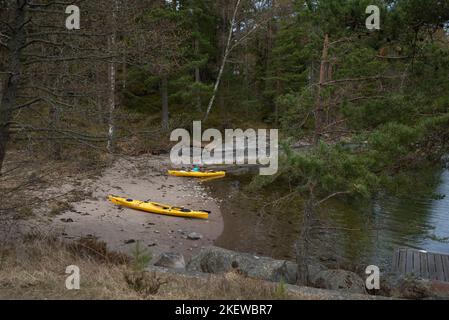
[147,265,390,300]
[308,269,366,294]
[187,246,368,294]
[184,246,449,299]
[187,246,298,284]
[380,274,434,299]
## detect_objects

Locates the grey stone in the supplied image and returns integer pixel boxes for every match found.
[308,269,366,294]
[187,232,203,240]
[187,246,297,284]
[380,273,432,299]
[154,252,186,269]
[147,265,391,300]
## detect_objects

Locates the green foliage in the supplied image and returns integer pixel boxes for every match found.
[288,143,380,198]
[261,0,449,204]
[274,279,287,299]
[131,241,152,273]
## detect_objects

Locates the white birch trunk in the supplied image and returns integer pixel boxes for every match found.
[204,0,241,121]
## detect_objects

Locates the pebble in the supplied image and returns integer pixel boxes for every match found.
[187,232,203,240]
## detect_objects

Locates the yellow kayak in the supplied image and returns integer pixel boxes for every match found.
[108,195,209,219]
[168,170,226,178]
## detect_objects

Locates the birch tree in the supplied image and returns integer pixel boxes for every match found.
[203,0,242,122]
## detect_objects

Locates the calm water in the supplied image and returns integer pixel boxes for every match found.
[206,166,449,270]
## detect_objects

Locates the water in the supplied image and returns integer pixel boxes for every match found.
[205,166,449,270]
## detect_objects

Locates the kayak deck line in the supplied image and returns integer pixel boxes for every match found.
[108,195,209,219]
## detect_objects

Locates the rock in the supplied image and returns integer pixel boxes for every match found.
[187,246,298,284]
[187,232,203,240]
[429,280,449,299]
[60,218,74,223]
[124,239,136,245]
[318,254,340,269]
[154,252,186,269]
[380,274,432,299]
[309,269,366,294]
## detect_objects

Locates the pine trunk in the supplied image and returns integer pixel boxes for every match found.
[194,38,202,112]
[107,0,119,153]
[161,75,169,128]
[296,196,315,286]
[314,34,329,145]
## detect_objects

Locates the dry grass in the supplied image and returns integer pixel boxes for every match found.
[0,235,139,300]
[0,236,294,300]
[156,271,290,300]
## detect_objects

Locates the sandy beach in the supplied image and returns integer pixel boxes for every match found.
[21,155,223,260]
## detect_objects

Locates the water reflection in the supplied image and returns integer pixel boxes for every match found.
[419,169,449,253]
[208,167,449,269]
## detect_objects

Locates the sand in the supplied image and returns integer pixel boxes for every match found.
[28,155,223,260]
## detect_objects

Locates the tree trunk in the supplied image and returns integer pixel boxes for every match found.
[48,103,62,160]
[204,0,241,121]
[0,76,13,172]
[95,63,104,124]
[122,53,127,90]
[161,74,169,128]
[275,71,281,125]
[107,0,119,153]
[296,195,316,286]
[313,34,329,145]
[194,38,202,112]
[0,0,26,173]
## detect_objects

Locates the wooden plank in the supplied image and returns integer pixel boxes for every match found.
[428,253,437,281]
[392,248,449,283]
[392,249,399,272]
[442,255,449,282]
[420,251,429,279]
[406,249,414,274]
[412,250,420,274]
[434,254,445,282]
[398,249,407,274]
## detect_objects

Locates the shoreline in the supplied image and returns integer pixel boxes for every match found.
[25,154,224,260]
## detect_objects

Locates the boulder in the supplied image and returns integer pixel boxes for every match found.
[187,246,297,284]
[154,252,186,269]
[380,274,432,299]
[309,269,366,294]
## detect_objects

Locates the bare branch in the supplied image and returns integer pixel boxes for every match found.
[316,191,351,206]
